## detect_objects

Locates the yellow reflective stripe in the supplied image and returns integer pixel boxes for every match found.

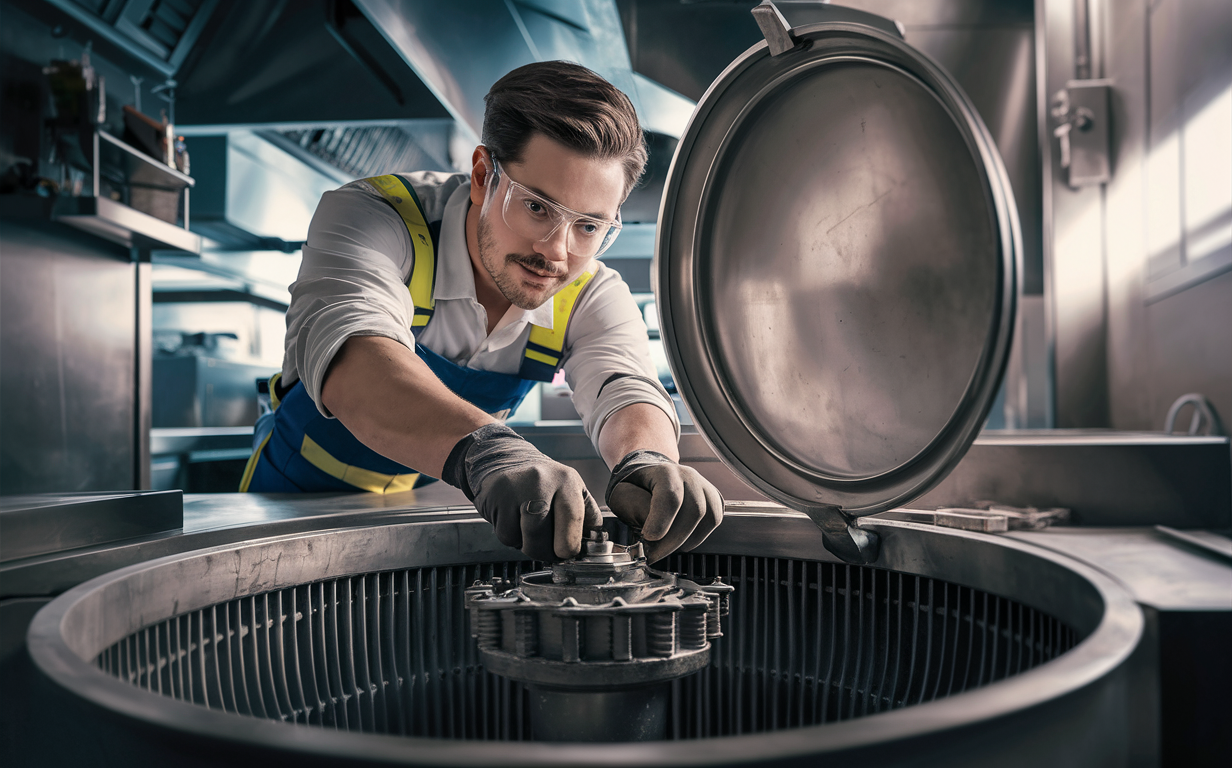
[300,433,418,493]
[268,372,282,410]
[412,314,431,327]
[526,269,596,358]
[238,431,272,492]
[524,349,558,366]
[365,175,436,318]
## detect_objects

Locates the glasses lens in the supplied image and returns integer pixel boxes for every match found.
[502,183,556,240]
[498,174,620,258]
[567,218,616,258]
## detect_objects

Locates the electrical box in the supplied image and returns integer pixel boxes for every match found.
[1052,79,1113,187]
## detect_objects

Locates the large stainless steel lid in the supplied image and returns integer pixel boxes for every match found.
[656,4,1019,559]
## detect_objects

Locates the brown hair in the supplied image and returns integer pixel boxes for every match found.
[482,61,647,197]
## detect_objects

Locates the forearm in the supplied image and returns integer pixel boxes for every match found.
[321,335,494,477]
[597,402,680,468]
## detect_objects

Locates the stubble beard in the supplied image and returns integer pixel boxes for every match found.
[477,214,568,310]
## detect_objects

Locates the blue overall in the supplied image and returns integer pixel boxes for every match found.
[240,172,591,493]
[242,345,537,492]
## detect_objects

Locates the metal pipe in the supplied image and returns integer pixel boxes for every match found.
[528,685,669,741]
[1073,0,1092,80]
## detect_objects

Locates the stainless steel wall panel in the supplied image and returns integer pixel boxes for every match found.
[1107,0,1232,430]
[906,25,1042,294]
[1102,0,1154,430]
[1039,0,1110,428]
[1047,0,1232,430]
[1137,271,1232,430]
[1145,0,1232,141]
[0,220,139,493]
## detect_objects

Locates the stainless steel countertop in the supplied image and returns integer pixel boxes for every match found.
[1008,527,1232,611]
[180,483,473,533]
[5,484,1229,621]
[0,485,476,597]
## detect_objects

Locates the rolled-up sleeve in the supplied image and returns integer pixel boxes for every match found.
[563,269,680,451]
[284,185,414,416]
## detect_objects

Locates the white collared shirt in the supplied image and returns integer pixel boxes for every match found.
[283,171,679,449]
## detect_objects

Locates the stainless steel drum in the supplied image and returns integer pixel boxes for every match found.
[656,5,1019,562]
[28,512,1142,766]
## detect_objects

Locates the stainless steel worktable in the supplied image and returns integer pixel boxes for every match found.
[1,485,475,597]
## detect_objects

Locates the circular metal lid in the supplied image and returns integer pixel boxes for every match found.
[656,19,1019,518]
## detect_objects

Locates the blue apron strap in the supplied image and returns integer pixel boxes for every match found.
[242,350,538,493]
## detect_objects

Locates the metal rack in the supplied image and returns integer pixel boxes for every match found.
[49,129,200,254]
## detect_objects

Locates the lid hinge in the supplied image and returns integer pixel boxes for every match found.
[752,1,797,57]
[801,504,881,564]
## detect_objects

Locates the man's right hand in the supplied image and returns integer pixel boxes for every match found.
[443,424,602,562]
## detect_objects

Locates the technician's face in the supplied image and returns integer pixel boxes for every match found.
[470,134,626,310]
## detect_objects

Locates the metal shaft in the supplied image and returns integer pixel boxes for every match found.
[528,684,669,742]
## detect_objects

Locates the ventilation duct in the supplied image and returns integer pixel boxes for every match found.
[188,131,339,250]
[44,0,218,75]
[276,121,454,181]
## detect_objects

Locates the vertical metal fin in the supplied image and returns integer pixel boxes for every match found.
[94,556,1079,740]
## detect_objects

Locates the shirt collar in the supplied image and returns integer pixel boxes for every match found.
[436,180,556,330]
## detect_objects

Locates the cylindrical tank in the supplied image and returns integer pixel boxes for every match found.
[29,511,1143,767]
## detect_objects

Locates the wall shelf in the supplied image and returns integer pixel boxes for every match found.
[0,194,199,254]
[55,195,201,253]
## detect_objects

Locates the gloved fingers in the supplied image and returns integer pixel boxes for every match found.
[679,478,724,552]
[489,494,525,553]
[584,488,604,531]
[644,469,706,560]
[519,499,557,562]
[641,468,686,542]
[549,476,598,561]
[607,482,652,533]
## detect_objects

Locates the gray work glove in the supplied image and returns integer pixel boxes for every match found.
[443,423,601,562]
[605,450,724,563]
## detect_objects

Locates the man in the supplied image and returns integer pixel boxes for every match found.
[241,61,723,564]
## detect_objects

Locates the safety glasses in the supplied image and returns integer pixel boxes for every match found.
[488,160,622,259]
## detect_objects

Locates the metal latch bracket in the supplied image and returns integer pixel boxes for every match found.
[800,504,881,564]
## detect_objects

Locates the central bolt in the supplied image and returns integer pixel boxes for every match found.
[584,529,614,556]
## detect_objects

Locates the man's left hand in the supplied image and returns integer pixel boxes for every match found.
[605,450,723,562]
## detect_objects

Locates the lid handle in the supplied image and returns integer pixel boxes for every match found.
[751,1,797,56]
